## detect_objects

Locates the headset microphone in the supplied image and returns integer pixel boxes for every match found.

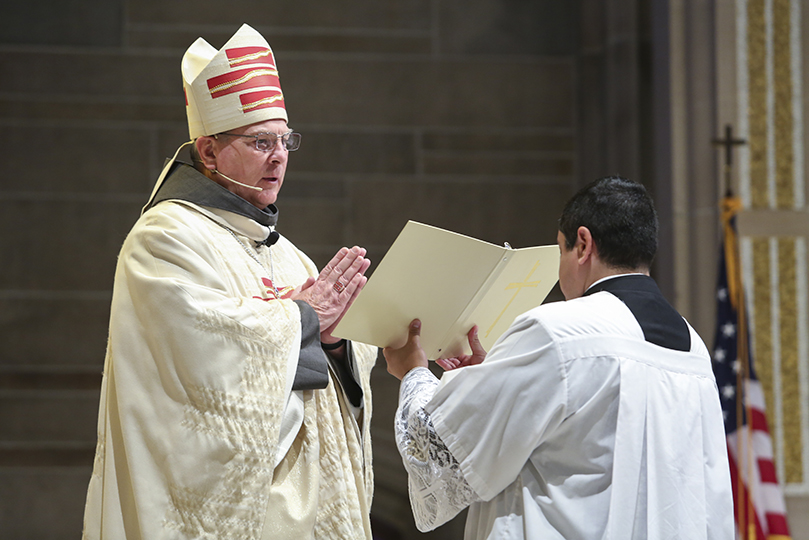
[214,169,263,192]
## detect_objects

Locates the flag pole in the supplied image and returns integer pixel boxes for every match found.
[722,194,758,539]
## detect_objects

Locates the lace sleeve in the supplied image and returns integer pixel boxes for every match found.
[395,367,480,532]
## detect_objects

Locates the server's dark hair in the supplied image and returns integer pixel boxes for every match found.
[558,176,658,270]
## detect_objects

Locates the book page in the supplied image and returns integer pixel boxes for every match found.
[333,221,559,359]
[334,221,504,356]
[441,245,560,357]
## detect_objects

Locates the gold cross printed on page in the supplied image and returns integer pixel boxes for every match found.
[484,260,542,338]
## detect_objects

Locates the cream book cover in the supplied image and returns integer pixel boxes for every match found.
[334,221,560,359]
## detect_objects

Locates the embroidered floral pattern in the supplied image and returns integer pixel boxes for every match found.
[396,367,479,531]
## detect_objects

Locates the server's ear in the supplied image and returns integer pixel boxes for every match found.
[575,226,595,266]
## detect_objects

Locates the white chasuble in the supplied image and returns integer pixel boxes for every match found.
[83,201,376,540]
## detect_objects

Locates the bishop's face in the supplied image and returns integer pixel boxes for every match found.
[209,119,290,209]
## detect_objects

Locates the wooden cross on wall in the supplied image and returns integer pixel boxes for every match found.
[712,124,747,195]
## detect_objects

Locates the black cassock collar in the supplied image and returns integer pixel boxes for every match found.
[583,274,691,352]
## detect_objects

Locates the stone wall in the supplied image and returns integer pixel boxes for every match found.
[0,1,581,538]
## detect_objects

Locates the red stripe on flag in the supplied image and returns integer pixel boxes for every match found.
[728,444,767,540]
[765,512,791,536]
[226,47,276,68]
[239,90,285,113]
[207,68,280,99]
[757,458,778,483]
[749,408,770,432]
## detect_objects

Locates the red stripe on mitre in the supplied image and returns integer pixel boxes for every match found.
[226,46,276,68]
[240,90,285,113]
[207,67,280,99]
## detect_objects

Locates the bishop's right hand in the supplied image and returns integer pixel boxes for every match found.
[290,246,371,338]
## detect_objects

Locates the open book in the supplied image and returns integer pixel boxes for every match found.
[333,221,560,359]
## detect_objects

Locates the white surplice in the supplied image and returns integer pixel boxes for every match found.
[83,200,376,540]
[396,290,734,540]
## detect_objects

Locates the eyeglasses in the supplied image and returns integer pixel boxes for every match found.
[216,130,301,152]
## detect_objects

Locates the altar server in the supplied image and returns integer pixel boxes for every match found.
[384,176,734,540]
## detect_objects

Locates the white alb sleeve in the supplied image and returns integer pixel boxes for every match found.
[395,367,480,531]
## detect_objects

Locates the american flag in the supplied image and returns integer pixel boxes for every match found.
[711,197,791,539]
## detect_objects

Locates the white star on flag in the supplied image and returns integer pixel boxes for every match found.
[722,384,735,399]
[722,322,736,337]
[714,348,726,362]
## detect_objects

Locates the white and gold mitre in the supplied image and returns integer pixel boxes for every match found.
[143,24,289,212]
[182,23,288,139]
